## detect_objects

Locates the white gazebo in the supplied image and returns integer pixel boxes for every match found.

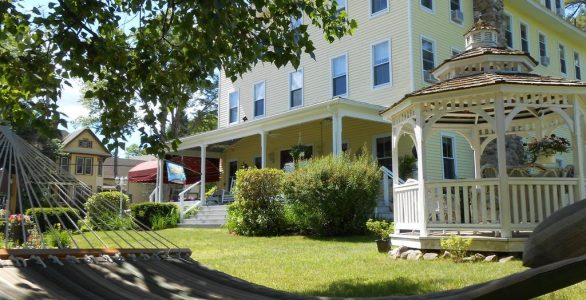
[381,22,586,251]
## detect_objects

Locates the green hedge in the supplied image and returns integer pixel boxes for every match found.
[226,168,287,236]
[130,202,179,230]
[85,191,130,229]
[283,151,381,236]
[25,207,81,232]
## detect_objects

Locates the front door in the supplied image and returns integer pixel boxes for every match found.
[228,161,238,192]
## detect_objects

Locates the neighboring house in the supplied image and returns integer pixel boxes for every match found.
[102,155,157,203]
[59,128,111,193]
[175,1,586,196]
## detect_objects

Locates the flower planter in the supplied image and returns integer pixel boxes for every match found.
[536,155,557,167]
[376,239,391,253]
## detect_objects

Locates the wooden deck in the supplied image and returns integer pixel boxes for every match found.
[391,231,529,253]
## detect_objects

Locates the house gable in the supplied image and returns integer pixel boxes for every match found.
[61,128,111,157]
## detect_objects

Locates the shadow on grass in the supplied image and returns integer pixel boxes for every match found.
[303,276,444,298]
[302,234,376,244]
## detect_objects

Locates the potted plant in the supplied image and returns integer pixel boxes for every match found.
[366,219,394,253]
[525,134,571,165]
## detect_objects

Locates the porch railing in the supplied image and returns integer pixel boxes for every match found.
[393,182,420,230]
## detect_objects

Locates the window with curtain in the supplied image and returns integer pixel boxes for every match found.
[422,38,435,82]
[520,23,529,53]
[290,70,303,108]
[254,82,265,117]
[373,41,390,87]
[575,52,582,80]
[559,44,567,75]
[539,33,547,58]
[229,91,239,124]
[442,136,456,179]
[332,55,347,97]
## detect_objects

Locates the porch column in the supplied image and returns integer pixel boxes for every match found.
[414,105,428,237]
[472,129,482,179]
[200,145,207,204]
[260,131,267,168]
[391,127,400,234]
[332,112,343,155]
[572,98,586,200]
[157,159,164,203]
[495,97,512,238]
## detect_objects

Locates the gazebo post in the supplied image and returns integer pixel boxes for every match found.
[472,128,482,179]
[572,98,586,200]
[495,97,512,238]
[200,145,207,205]
[391,127,400,234]
[414,105,428,237]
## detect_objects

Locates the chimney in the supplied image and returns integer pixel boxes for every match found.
[473,0,506,47]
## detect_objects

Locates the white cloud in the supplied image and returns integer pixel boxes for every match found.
[57,79,88,125]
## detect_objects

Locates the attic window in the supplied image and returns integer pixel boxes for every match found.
[79,139,93,148]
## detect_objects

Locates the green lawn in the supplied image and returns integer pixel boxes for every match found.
[76,228,585,299]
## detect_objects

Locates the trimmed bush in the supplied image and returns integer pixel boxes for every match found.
[85,191,130,229]
[130,202,179,230]
[25,207,80,232]
[226,168,287,236]
[45,224,73,248]
[283,151,381,236]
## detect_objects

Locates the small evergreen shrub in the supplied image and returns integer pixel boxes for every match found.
[283,151,381,236]
[25,207,80,232]
[130,202,179,230]
[440,234,472,262]
[226,168,287,236]
[366,219,394,241]
[85,191,130,229]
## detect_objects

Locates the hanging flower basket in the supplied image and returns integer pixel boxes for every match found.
[525,134,571,163]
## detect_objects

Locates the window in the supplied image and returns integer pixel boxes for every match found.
[555,0,563,15]
[574,52,582,80]
[421,37,436,82]
[520,23,529,53]
[504,14,513,48]
[289,70,303,108]
[332,54,347,97]
[84,157,93,175]
[441,136,456,179]
[336,0,347,15]
[421,0,433,12]
[539,33,548,58]
[450,0,463,24]
[376,136,392,170]
[253,82,265,118]
[229,91,239,124]
[98,158,103,176]
[451,48,462,57]
[372,41,391,87]
[60,157,69,173]
[545,0,551,10]
[559,44,567,75]
[371,0,388,15]
[76,157,84,174]
[254,157,262,169]
[78,139,93,148]
[75,157,93,175]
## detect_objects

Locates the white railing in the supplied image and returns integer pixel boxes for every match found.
[394,182,420,230]
[380,166,403,208]
[149,188,157,202]
[508,178,578,230]
[179,181,201,221]
[426,179,500,230]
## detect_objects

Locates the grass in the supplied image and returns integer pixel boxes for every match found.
[75,228,586,299]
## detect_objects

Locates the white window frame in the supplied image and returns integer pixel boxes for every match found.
[60,157,69,173]
[372,134,393,169]
[369,0,389,18]
[449,0,464,26]
[228,90,239,125]
[421,35,437,82]
[75,157,84,175]
[420,0,434,14]
[84,157,93,175]
[440,133,458,180]
[575,51,582,80]
[503,13,514,49]
[520,22,530,54]
[538,32,548,59]
[451,47,462,57]
[331,53,349,97]
[289,69,304,109]
[371,39,392,89]
[252,81,266,119]
[559,44,567,76]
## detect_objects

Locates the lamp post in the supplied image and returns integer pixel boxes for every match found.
[115,176,128,215]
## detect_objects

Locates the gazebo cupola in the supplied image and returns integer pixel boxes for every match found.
[432,20,538,82]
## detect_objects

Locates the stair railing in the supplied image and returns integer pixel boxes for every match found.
[380,166,403,207]
[179,181,201,222]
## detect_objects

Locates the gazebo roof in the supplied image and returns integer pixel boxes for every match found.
[433,47,538,73]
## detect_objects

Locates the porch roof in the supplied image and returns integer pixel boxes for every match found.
[177,98,387,152]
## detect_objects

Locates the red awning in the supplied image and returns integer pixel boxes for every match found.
[128,157,220,184]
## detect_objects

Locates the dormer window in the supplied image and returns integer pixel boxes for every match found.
[79,139,93,148]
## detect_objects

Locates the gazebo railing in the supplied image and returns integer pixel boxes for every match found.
[393,182,420,230]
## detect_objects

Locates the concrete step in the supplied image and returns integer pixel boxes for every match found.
[187,214,227,221]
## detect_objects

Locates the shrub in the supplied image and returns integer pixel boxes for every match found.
[226,168,287,236]
[45,224,73,248]
[25,207,81,232]
[283,151,381,236]
[366,219,394,241]
[130,202,179,230]
[440,234,472,262]
[85,191,130,230]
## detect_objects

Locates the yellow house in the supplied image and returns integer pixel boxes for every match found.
[59,128,111,193]
[173,1,586,218]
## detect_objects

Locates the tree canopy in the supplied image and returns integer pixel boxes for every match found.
[566,0,586,30]
[1,0,356,158]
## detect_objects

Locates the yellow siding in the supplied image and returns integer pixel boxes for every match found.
[219,1,412,128]
[61,130,110,193]
[424,131,475,181]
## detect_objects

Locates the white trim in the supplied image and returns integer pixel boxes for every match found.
[371,38,393,89]
[519,21,530,54]
[559,43,567,77]
[288,68,304,109]
[448,0,464,27]
[330,52,349,98]
[440,132,458,179]
[369,0,389,18]
[538,31,548,59]
[420,34,437,83]
[217,70,222,130]
[408,0,415,91]
[419,0,434,14]
[252,80,266,119]
[503,12,514,49]
[228,89,240,126]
